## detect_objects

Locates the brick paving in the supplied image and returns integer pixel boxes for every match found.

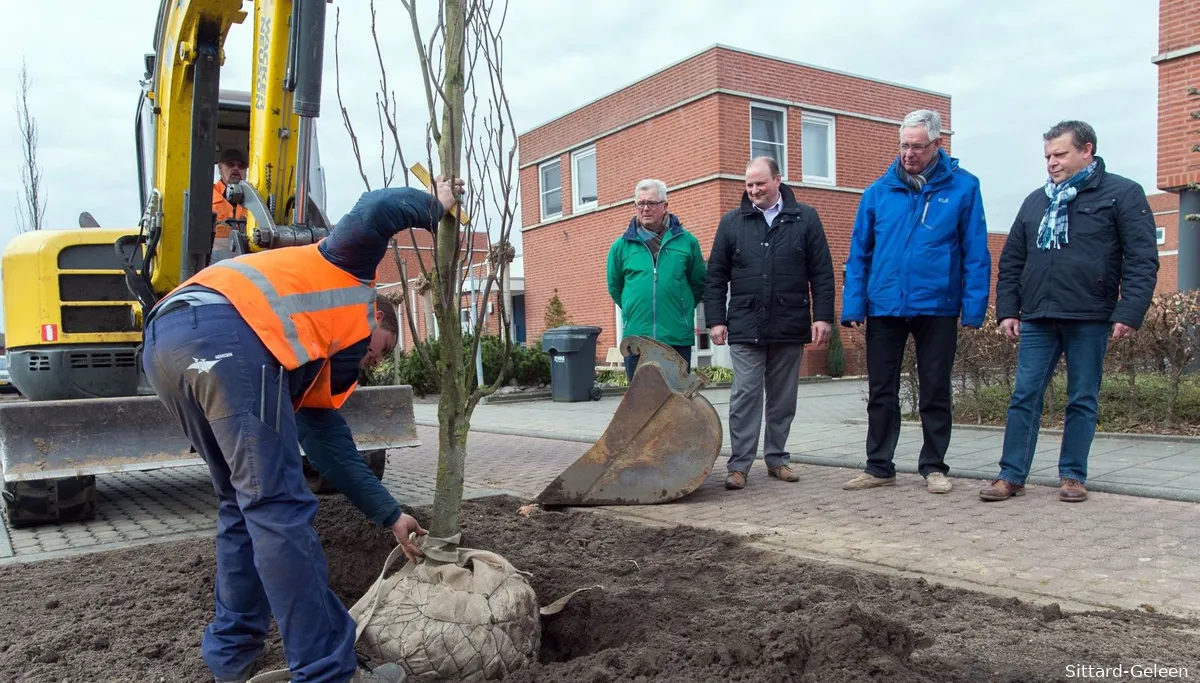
[2,377,1198,624]
[442,378,1200,503]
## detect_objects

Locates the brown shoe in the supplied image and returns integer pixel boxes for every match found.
[1060,479,1088,502]
[725,471,746,490]
[768,465,799,482]
[978,478,1025,501]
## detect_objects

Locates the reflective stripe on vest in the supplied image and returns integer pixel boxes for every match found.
[210,258,377,367]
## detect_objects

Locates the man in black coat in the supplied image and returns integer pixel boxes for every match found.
[704,156,836,490]
[980,120,1158,504]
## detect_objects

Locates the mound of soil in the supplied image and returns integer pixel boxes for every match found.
[1,494,1198,682]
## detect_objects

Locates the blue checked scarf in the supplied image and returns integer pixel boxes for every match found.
[1036,160,1097,250]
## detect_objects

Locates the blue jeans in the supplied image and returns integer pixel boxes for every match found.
[997,319,1110,486]
[142,303,357,682]
[625,344,693,382]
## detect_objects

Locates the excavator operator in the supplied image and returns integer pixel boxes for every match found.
[141,177,463,683]
[213,147,249,240]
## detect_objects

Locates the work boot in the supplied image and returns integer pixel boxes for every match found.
[725,471,746,490]
[349,663,407,682]
[842,472,895,490]
[213,643,269,683]
[1059,479,1088,503]
[768,465,800,482]
[925,472,952,494]
[978,479,1024,502]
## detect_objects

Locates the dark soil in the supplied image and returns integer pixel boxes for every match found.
[2,494,1198,682]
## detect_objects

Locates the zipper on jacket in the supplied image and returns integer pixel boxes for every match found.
[639,240,659,341]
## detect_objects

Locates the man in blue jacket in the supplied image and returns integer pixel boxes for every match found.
[840,109,991,494]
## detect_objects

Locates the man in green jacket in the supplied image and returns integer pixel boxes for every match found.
[607,178,707,381]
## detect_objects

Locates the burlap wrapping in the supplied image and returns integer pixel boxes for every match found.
[247,534,595,683]
[346,534,542,681]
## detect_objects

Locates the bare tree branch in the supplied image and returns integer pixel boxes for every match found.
[334,8,371,192]
[15,58,46,233]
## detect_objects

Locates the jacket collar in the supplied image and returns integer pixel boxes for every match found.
[1076,156,1107,192]
[622,212,685,241]
[739,182,802,217]
[881,148,958,191]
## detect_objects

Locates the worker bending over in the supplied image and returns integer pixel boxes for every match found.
[141,177,462,683]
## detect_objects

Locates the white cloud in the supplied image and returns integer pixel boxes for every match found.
[0,0,1165,329]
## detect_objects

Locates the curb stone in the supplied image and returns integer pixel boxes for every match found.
[841,418,1200,444]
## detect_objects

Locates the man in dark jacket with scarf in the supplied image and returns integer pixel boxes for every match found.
[979,120,1158,503]
[705,156,835,490]
[840,109,992,495]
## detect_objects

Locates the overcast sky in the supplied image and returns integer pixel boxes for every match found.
[0,0,1161,329]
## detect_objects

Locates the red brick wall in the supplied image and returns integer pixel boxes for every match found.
[1147,191,1180,294]
[1155,0,1200,191]
[375,230,491,351]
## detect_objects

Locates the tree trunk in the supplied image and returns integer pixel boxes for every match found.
[430,0,468,539]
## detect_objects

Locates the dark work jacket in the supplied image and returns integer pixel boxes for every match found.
[995,157,1159,328]
[703,184,836,345]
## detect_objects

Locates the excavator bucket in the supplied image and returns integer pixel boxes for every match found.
[536,335,723,506]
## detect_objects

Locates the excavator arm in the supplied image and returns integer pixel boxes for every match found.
[125,0,332,311]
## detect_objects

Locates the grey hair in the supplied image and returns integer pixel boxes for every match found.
[634,179,668,202]
[900,109,942,142]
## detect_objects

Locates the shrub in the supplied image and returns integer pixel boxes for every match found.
[894,294,1200,435]
[361,335,551,396]
[826,324,846,378]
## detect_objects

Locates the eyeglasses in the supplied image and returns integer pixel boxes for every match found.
[634,200,665,209]
[899,141,938,152]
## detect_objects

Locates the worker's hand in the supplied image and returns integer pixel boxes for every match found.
[999,318,1020,342]
[710,324,728,346]
[811,321,831,346]
[391,513,428,564]
[434,175,466,216]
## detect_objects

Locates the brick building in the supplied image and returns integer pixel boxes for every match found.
[1148,191,1180,293]
[517,44,1007,375]
[1153,0,1199,291]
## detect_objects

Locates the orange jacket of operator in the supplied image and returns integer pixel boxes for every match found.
[174,244,378,411]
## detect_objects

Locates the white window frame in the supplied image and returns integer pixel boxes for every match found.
[538,159,562,221]
[749,102,788,178]
[801,112,836,186]
[571,146,598,212]
[1156,226,1166,245]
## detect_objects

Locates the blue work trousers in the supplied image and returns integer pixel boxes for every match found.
[142,302,357,682]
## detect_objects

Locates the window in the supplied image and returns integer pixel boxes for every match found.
[1156,226,1166,245]
[539,159,562,220]
[750,104,786,175]
[572,146,597,211]
[802,113,835,185]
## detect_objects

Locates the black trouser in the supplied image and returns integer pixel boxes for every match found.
[864,315,958,478]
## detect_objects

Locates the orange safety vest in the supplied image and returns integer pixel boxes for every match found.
[212,181,247,240]
[172,244,378,410]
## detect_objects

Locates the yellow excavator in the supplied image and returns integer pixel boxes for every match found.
[0,0,419,527]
